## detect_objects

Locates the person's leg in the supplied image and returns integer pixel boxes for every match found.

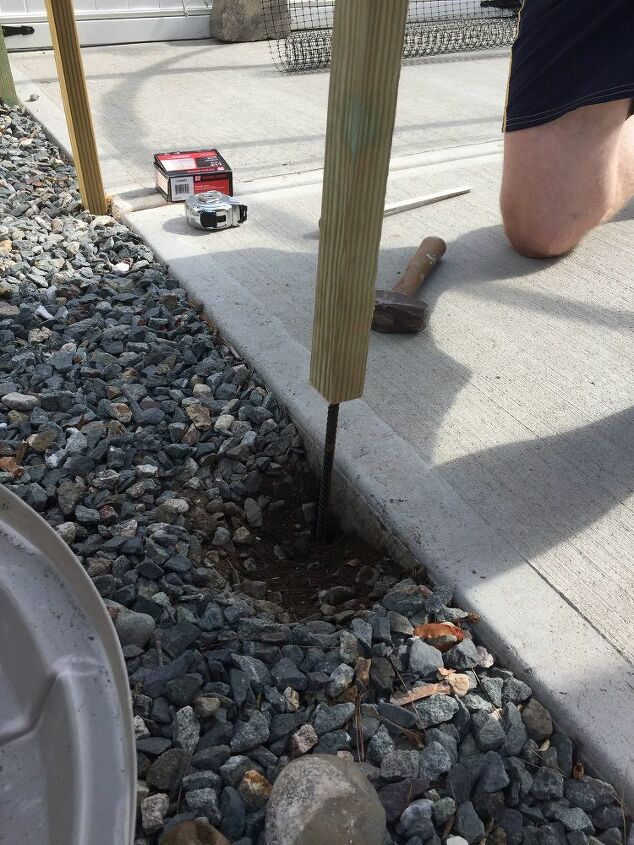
[501,98,634,258]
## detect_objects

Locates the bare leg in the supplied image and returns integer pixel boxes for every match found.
[501,99,634,258]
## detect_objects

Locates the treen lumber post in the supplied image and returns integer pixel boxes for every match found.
[0,28,19,107]
[310,0,408,539]
[44,0,107,214]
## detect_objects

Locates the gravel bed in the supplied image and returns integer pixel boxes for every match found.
[0,102,630,845]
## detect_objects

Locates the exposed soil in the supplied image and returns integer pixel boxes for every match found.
[209,464,421,621]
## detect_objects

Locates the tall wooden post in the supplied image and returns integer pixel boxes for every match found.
[44,0,107,214]
[309,0,408,404]
[0,28,19,107]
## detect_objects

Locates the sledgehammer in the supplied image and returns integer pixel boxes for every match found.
[372,236,446,333]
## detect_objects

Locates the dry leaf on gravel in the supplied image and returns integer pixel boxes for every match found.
[0,457,22,477]
[391,683,451,705]
[437,667,470,696]
[413,622,465,651]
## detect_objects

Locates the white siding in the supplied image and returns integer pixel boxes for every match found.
[1,0,210,46]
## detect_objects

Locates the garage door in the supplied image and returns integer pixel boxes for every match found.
[1,0,211,49]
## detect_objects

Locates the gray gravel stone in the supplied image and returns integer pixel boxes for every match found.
[184,788,221,825]
[477,751,510,793]
[502,677,533,704]
[499,808,525,845]
[377,701,418,733]
[415,694,459,727]
[532,767,565,801]
[233,654,272,691]
[173,706,200,754]
[425,728,458,764]
[552,807,595,833]
[454,801,485,844]
[388,611,414,637]
[479,676,504,708]
[502,703,529,756]
[476,715,506,751]
[164,675,202,707]
[182,770,222,792]
[444,639,479,670]
[522,698,553,741]
[398,798,434,833]
[551,734,574,779]
[447,759,486,803]
[146,748,190,794]
[539,824,569,845]
[381,750,420,782]
[351,618,373,652]
[220,785,246,841]
[141,793,169,834]
[597,830,622,845]
[326,663,355,697]
[313,702,355,736]
[231,711,270,753]
[409,639,444,677]
[567,831,589,845]
[271,658,307,692]
[114,608,156,648]
[266,754,387,844]
[433,796,457,825]
[220,755,257,788]
[367,726,396,766]
[591,806,624,831]
[1,391,39,411]
[418,741,453,782]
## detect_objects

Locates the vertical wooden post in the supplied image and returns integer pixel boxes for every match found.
[309,0,408,404]
[0,28,19,107]
[44,0,107,214]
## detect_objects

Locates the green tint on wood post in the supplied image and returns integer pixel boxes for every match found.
[45,0,107,214]
[309,0,408,405]
[0,29,19,107]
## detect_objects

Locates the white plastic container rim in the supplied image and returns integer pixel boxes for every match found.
[0,483,136,845]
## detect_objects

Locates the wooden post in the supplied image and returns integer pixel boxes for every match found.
[44,0,107,214]
[0,28,19,107]
[309,0,408,404]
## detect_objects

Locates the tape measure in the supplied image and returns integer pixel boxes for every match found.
[185,191,247,231]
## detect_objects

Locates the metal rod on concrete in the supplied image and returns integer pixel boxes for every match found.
[315,403,339,543]
[383,186,471,217]
[0,28,19,107]
[309,0,408,537]
[44,0,107,214]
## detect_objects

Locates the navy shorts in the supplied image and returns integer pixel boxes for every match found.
[504,0,634,132]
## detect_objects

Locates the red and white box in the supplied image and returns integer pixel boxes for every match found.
[153,149,234,202]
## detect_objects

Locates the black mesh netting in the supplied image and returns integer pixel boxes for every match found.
[263,0,520,72]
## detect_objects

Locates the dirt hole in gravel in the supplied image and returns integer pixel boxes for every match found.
[209,466,417,621]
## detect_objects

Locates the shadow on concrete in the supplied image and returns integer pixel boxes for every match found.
[376,223,634,332]
[436,403,634,562]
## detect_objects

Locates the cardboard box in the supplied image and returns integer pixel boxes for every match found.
[154,149,234,202]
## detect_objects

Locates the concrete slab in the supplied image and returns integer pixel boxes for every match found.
[12,39,634,805]
[10,40,510,190]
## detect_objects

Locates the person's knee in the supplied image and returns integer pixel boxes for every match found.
[501,210,577,259]
[500,192,591,258]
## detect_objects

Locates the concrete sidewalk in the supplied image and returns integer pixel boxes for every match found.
[11,39,634,805]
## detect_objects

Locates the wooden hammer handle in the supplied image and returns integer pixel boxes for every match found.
[392,236,446,297]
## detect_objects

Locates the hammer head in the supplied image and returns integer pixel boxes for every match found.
[372,290,430,333]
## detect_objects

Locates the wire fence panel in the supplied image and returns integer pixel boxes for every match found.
[263,0,520,72]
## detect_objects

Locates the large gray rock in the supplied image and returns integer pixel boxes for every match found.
[265,754,386,845]
[209,0,289,42]
[114,607,156,648]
